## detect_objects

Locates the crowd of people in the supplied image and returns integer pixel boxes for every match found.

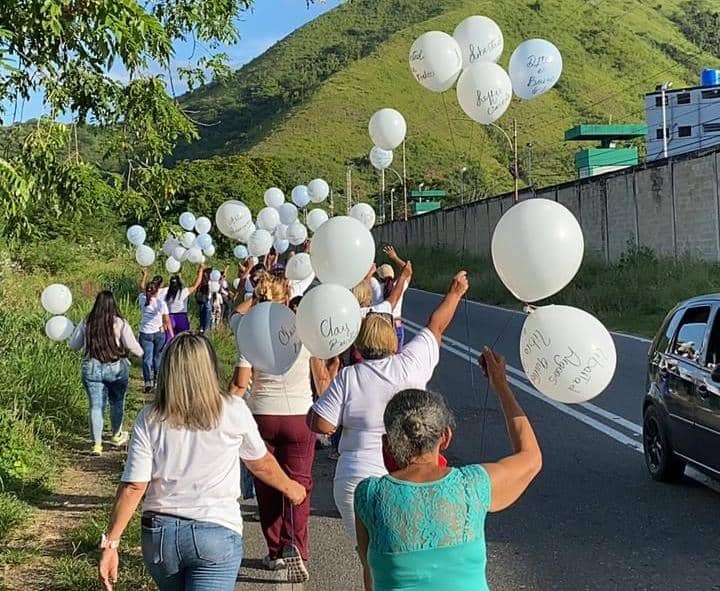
[68,244,543,591]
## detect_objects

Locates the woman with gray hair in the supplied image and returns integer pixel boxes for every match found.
[353,349,542,591]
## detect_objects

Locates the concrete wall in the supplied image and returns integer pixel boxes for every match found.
[373,146,720,263]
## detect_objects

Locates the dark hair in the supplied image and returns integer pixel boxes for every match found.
[383,277,395,300]
[289,296,302,312]
[151,275,164,287]
[166,275,183,303]
[85,291,127,363]
[250,263,266,286]
[144,281,160,306]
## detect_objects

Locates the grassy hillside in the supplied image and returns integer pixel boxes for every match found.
[176,0,720,204]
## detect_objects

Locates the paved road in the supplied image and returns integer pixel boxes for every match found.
[237,288,720,590]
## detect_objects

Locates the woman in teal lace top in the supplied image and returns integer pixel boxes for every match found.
[354,348,542,591]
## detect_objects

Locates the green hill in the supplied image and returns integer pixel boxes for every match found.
[176,0,720,204]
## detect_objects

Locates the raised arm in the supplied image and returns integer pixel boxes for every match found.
[385,261,412,310]
[188,263,205,295]
[426,271,468,344]
[139,268,149,292]
[480,349,542,512]
[383,245,407,269]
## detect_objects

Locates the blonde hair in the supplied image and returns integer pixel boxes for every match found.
[150,333,227,430]
[254,271,289,303]
[355,313,398,360]
[351,279,372,308]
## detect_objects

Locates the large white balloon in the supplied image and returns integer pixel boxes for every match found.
[453,15,504,68]
[273,238,290,254]
[41,284,72,315]
[162,236,179,257]
[286,253,314,281]
[296,284,362,359]
[307,179,329,203]
[215,200,252,240]
[179,211,196,231]
[165,257,181,273]
[236,220,256,244]
[45,315,75,342]
[236,302,302,374]
[264,187,285,209]
[194,216,212,235]
[248,229,274,257]
[306,208,329,233]
[409,31,463,93]
[520,305,617,403]
[349,203,376,230]
[291,185,311,209]
[368,108,407,151]
[196,233,212,250]
[257,206,281,232]
[509,39,562,100]
[456,62,512,124]
[126,225,146,246]
[310,216,375,288]
[286,221,308,246]
[135,245,156,267]
[492,199,584,303]
[279,202,299,225]
[172,245,187,262]
[186,247,203,264]
[203,244,215,257]
[369,146,393,171]
[180,231,196,249]
[234,244,249,260]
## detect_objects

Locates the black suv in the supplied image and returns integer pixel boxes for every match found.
[644,295,720,481]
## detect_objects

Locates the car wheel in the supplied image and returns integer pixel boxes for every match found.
[643,405,686,482]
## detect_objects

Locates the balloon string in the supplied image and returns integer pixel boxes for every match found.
[441,92,461,166]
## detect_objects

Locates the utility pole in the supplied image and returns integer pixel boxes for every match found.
[526,142,534,187]
[380,168,386,224]
[402,141,408,221]
[513,118,519,203]
[660,82,672,159]
[345,164,352,213]
[390,187,395,221]
[329,188,334,217]
[459,166,467,205]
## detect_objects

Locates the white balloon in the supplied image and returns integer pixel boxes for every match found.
[179,211,196,231]
[215,200,252,240]
[162,237,179,257]
[180,231,196,249]
[275,224,288,240]
[456,62,512,124]
[369,146,393,170]
[229,312,243,334]
[194,216,212,235]
[236,220,256,244]
[248,229,274,257]
[209,280,220,293]
[286,253,314,281]
[349,203,376,230]
[196,233,212,250]
[210,269,222,282]
[273,238,290,254]
[409,31,463,93]
[296,284,362,359]
[508,38,563,100]
[278,202,299,225]
[291,185,311,209]
[368,108,407,151]
[135,245,156,267]
[203,244,215,257]
[307,179,329,203]
[232,278,242,290]
[310,216,375,288]
[234,244,249,260]
[453,15,504,68]
[492,199,584,303]
[286,221,308,246]
[200,255,207,265]
[41,284,72,315]
[264,187,285,209]
[172,245,187,262]
[165,257,181,273]
[236,302,302,374]
[126,225,146,246]
[257,207,281,232]
[186,247,203,264]
[520,305,617,403]
[45,315,75,342]
[306,208,329,233]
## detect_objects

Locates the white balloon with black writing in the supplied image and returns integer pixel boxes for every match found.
[286,221,308,246]
[306,208,329,233]
[179,211,196,231]
[491,198,583,302]
[257,206,281,232]
[236,302,302,374]
[296,284,362,359]
[453,15,504,68]
[307,179,329,203]
[264,187,285,209]
[508,39,563,100]
[165,257,181,273]
[41,284,73,315]
[194,216,212,235]
[46,315,75,342]
[215,201,252,240]
[369,146,393,171]
[291,185,311,209]
[310,216,375,288]
[456,62,512,124]
[126,225,146,246]
[234,244,249,260]
[286,253,314,281]
[409,31,463,93]
[135,245,155,267]
[520,305,617,403]
[349,203,376,230]
[248,229,273,257]
[368,108,407,151]
[278,202,299,225]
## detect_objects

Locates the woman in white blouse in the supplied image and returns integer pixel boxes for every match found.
[138,271,173,392]
[158,265,204,336]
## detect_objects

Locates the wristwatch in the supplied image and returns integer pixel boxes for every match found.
[100,534,120,550]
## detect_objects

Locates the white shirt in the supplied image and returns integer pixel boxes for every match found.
[122,397,267,536]
[312,328,439,480]
[138,294,169,334]
[391,280,409,319]
[369,277,384,306]
[158,287,191,314]
[68,317,144,357]
[289,273,315,300]
[236,347,314,415]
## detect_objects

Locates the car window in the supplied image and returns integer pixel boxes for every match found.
[704,308,720,369]
[670,306,711,363]
[654,309,683,355]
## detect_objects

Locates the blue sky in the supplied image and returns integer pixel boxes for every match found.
[12,0,344,122]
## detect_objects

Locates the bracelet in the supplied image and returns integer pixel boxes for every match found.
[100,533,120,550]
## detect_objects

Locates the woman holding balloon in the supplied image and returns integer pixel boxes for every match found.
[158,264,205,337]
[138,274,173,393]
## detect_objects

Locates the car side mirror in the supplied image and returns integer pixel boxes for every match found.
[712,366,720,383]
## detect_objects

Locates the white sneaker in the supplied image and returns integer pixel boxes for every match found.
[283,544,309,583]
[262,555,286,571]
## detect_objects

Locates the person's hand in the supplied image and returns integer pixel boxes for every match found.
[98,548,119,591]
[479,347,508,391]
[383,245,397,259]
[141,268,149,276]
[400,261,413,279]
[449,271,468,297]
[285,479,307,505]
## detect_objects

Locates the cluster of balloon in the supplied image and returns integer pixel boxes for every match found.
[41,284,75,342]
[126,225,156,268]
[491,199,617,403]
[409,15,562,125]
[158,210,218,273]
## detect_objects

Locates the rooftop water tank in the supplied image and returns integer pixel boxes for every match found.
[701,68,720,87]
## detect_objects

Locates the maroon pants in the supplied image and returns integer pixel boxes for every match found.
[253,414,315,561]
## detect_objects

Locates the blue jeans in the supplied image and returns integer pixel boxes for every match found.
[81,358,129,444]
[141,513,243,591]
[198,301,213,333]
[139,331,165,384]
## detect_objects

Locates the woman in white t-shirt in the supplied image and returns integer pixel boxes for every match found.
[97,333,306,591]
[138,273,173,393]
[229,272,328,584]
[308,270,469,541]
[158,265,204,336]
